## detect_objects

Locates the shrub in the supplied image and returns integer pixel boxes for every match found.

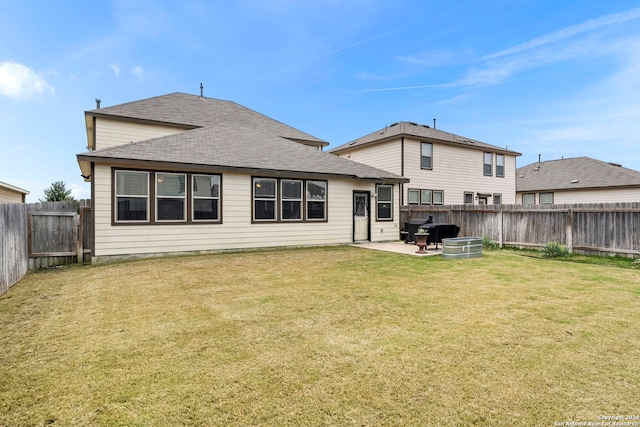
[541,241,571,258]
[482,236,499,250]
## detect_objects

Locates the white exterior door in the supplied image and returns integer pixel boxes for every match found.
[353,192,369,241]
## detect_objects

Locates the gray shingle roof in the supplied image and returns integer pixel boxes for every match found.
[516,157,640,192]
[77,123,407,183]
[88,92,328,146]
[329,121,520,156]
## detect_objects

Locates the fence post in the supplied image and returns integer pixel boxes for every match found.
[566,208,573,253]
[498,208,504,248]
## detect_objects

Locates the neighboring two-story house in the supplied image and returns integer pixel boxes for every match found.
[517,157,640,204]
[329,121,521,206]
[76,92,407,263]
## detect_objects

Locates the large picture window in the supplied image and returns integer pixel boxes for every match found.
[254,178,277,221]
[115,170,149,222]
[421,142,433,169]
[306,181,326,220]
[156,173,186,221]
[193,175,220,221]
[376,184,393,221]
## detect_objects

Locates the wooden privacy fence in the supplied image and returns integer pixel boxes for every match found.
[27,200,92,269]
[401,202,640,257]
[1,203,28,296]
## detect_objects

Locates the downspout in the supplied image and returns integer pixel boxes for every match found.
[400,137,405,205]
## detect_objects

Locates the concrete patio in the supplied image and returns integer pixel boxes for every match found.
[350,241,442,257]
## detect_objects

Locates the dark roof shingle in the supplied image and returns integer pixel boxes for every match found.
[329,121,521,155]
[516,157,640,192]
[88,92,328,146]
[78,123,407,183]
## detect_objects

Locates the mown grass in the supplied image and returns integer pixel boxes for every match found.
[1,247,639,426]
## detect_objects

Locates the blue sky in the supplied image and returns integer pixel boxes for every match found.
[1,0,640,202]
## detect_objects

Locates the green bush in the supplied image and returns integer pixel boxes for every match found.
[541,241,571,258]
[482,236,499,250]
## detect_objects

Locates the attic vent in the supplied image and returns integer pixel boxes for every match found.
[389,122,399,127]
[571,179,580,184]
[608,162,622,167]
[421,124,430,129]
[408,121,418,126]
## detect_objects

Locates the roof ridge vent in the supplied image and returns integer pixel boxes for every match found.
[608,162,622,167]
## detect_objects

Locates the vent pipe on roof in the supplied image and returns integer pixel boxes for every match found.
[95,99,101,109]
[433,118,436,129]
[200,83,204,98]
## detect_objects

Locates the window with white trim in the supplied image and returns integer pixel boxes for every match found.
[464,192,474,204]
[433,190,444,205]
[496,154,505,177]
[522,193,535,204]
[115,170,149,222]
[254,178,277,221]
[193,174,220,221]
[156,173,186,221]
[281,180,302,221]
[493,193,502,205]
[376,184,393,220]
[306,181,327,220]
[421,142,433,169]
[539,192,554,204]
[483,152,493,176]
[408,189,420,205]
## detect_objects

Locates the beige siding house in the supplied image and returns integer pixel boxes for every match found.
[329,122,521,205]
[517,157,640,204]
[0,181,29,203]
[77,93,407,263]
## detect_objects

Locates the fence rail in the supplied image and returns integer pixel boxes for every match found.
[401,202,640,257]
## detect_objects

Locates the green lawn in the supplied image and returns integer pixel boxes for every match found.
[1,247,639,426]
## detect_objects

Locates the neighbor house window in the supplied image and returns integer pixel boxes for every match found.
[192,174,220,221]
[115,170,149,222]
[496,154,505,177]
[376,184,393,220]
[493,193,502,205]
[540,192,554,204]
[464,192,474,204]
[484,153,493,176]
[408,189,420,205]
[522,193,535,204]
[281,179,302,221]
[254,178,277,221]
[306,181,327,220]
[421,142,433,169]
[433,191,444,205]
[156,173,186,221]
[420,190,432,205]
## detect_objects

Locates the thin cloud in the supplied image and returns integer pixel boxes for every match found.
[131,65,145,80]
[233,20,427,88]
[109,64,121,77]
[0,60,55,100]
[482,7,640,60]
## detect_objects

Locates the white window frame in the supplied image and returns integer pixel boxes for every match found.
[433,191,444,205]
[192,174,221,222]
[306,180,327,221]
[421,142,433,170]
[540,192,554,204]
[253,178,278,221]
[376,184,393,221]
[281,179,303,221]
[408,189,420,206]
[496,154,505,177]
[115,170,150,223]
[522,193,536,205]
[156,173,187,222]
[484,152,493,176]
